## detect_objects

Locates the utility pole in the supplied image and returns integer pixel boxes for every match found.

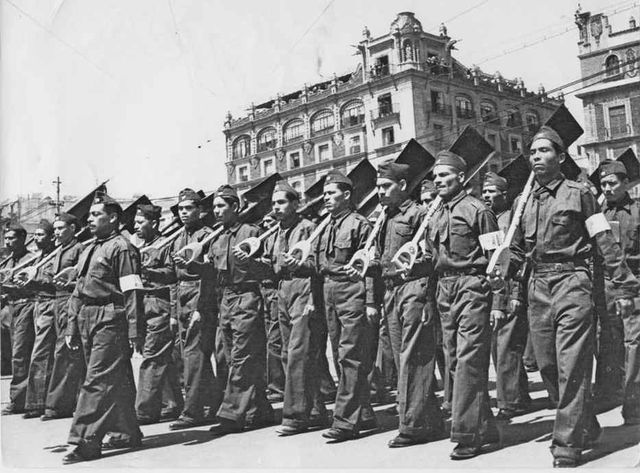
[52,176,62,214]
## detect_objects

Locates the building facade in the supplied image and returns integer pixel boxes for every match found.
[223,12,561,197]
[575,9,639,173]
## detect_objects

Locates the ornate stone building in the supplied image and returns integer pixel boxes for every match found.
[574,8,639,172]
[224,12,561,197]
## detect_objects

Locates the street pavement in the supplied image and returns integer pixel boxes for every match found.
[1,354,639,470]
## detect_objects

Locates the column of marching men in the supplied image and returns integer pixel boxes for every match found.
[1,106,639,468]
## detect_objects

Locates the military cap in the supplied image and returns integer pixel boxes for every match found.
[324,170,353,189]
[531,126,565,151]
[178,188,202,204]
[377,161,411,183]
[5,224,27,239]
[36,219,54,235]
[482,172,508,192]
[420,179,436,193]
[273,179,300,201]
[600,160,627,179]
[136,204,162,221]
[215,184,240,204]
[54,212,78,226]
[93,191,123,213]
[434,150,466,172]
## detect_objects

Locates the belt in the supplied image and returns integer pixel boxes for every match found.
[142,287,171,300]
[178,280,200,287]
[438,267,483,278]
[383,275,422,289]
[221,282,260,293]
[78,296,122,306]
[260,280,277,289]
[325,275,352,283]
[531,260,588,274]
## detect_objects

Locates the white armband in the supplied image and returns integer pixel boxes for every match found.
[119,274,144,292]
[479,230,504,251]
[585,213,611,238]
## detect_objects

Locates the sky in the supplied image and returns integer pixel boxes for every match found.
[0,0,636,204]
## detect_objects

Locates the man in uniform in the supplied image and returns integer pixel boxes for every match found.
[134,204,184,424]
[505,127,638,467]
[145,188,220,430]
[42,213,86,421]
[62,193,144,464]
[424,151,500,460]
[0,225,37,415]
[197,185,273,434]
[261,180,328,435]
[373,162,444,447]
[21,220,57,419]
[596,160,640,425]
[316,171,377,442]
[481,172,531,419]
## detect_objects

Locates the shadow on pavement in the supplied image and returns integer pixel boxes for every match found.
[581,424,640,465]
[498,417,555,448]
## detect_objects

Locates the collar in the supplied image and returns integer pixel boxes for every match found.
[61,237,79,251]
[606,192,633,212]
[444,189,467,210]
[387,198,413,217]
[330,208,351,225]
[143,233,162,247]
[95,231,119,244]
[280,214,301,230]
[11,248,29,262]
[184,221,204,236]
[533,174,564,197]
[225,221,242,235]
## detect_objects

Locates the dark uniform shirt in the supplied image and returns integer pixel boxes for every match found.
[376,199,430,280]
[603,193,640,275]
[28,244,57,297]
[0,249,37,301]
[425,189,499,274]
[510,176,639,299]
[139,234,173,296]
[263,216,316,279]
[316,209,375,304]
[51,238,86,296]
[208,222,266,286]
[67,232,144,339]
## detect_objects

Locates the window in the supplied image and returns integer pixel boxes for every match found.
[506,109,522,127]
[382,127,395,146]
[257,128,277,152]
[372,55,389,77]
[431,91,445,113]
[232,136,250,159]
[605,55,620,77]
[525,111,540,130]
[237,165,249,183]
[378,94,393,116]
[341,101,365,127]
[480,101,497,123]
[609,105,628,136]
[433,124,444,148]
[263,158,274,176]
[485,132,498,149]
[317,144,330,162]
[289,152,301,169]
[283,120,305,144]
[455,96,473,119]
[311,110,335,136]
[509,136,522,153]
[349,135,361,154]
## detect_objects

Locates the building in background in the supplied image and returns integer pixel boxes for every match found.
[223,12,562,197]
[574,8,639,185]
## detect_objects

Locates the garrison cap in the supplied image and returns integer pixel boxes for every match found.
[54,212,78,226]
[434,150,466,172]
[215,185,240,204]
[377,161,411,183]
[324,170,353,189]
[36,219,54,235]
[420,179,436,193]
[482,172,508,192]
[136,204,162,221]
[273,180,300,201]
[5,224,27,239]
[600,160,628,179]
[531,126,565,151]
[92,191,123,214]
[178,188,201,204]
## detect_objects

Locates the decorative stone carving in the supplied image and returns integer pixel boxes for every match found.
[303,140,314,156]
[276,148,286,163]
[226,162,235,176]
[250,156,260,169]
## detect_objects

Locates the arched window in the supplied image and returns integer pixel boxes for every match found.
[257,127,277,152]
[479,100,497,123]
[311,110,335,136]
[283,119,305,144]
[525,110,540,129]
[455,95,474,119]
[605,54,620,76]
[506,107,522,127]
[232,135,250,159]
[341,100,365,127]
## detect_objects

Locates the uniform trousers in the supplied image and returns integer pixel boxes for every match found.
[68,303,141,448]
[24,298,57,412]
[527,269,599,461]
[216,286,273,426]
[324,278,375,432]
[261,285,285,395]
[385,277,443,436]
[437,274,498,447]
[9,300,35,410]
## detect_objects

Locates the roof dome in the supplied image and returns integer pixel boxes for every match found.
[390,12,423,34]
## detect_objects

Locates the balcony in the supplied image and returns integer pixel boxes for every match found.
[456,108,475,120]
[605,123,632,139]
[341,115,365,129]
[370,103,400,129]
